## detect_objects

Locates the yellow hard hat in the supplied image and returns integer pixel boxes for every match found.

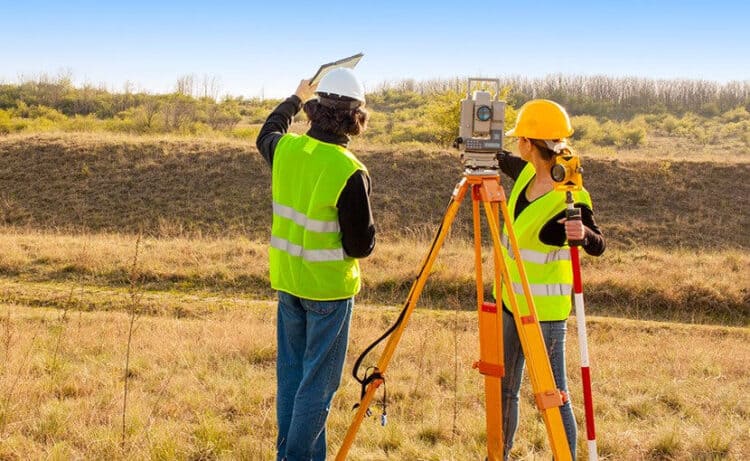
[505,99,573,139]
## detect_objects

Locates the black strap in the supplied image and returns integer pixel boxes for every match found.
[318,94,361,110]
[352,367,388,425]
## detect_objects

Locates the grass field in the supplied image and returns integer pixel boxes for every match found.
[0,132,747,459]
[0,229,746,460]
[0,300,747,460]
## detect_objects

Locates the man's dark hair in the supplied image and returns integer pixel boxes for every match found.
[303,96,369,136]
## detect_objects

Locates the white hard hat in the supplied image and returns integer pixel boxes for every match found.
[316,68,365,104]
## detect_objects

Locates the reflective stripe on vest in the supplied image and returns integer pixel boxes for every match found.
[501,234,571,265]
[270,236,344,262]
[272,202,341,233]
[511,282,573,297]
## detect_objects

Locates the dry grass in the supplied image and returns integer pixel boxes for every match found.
[0,301,747,460]
[564,134,750,163]
[0,302,278,460]
[0,230,745,326]
[0,132,263,237]
[0,132,748,250]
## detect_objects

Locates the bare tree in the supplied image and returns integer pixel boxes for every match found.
[200,74,221,101]
[175,74,195,97]
[142,97,161,129]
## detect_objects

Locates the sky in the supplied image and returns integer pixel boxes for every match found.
[2,0,749,99]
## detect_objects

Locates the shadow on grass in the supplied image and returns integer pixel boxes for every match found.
[359,279,750,327]
[2,274,747,326]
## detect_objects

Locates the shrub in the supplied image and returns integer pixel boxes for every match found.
[103,117,140,133]
[180,121,213,136]
[621,127,647,148]
[25,117,58,132]
[0,110,27,134]
[570,115,601,141]
[230,127,259,141]
[661,114,679,134]
[63,115,101,132]
[699,102,721,117]
[423,86,514,146]
[362,111,389,139]
[673,113,700,137]
[721,106,750,123]
[423,90,461,146]
[27,105,67,122]
[718,120,749,140]
[593,121,621,146]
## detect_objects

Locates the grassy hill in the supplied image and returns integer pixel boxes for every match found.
[0,132,748,249]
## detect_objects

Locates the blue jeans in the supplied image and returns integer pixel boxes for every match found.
[501,309,576,460]
[275,291,354,461]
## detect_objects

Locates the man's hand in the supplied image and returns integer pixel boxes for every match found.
[294,79,318,102]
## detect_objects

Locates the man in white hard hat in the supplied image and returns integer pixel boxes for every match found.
[256,68,375,461]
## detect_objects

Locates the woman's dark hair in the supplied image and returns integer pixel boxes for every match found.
[303,97,369,136]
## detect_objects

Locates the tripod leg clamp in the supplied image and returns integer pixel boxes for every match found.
[535,389,565,410]
[472,360,504,377]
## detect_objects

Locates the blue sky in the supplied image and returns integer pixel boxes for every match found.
[2,0,749,98]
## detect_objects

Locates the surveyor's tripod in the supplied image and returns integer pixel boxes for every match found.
[335,170,572,460]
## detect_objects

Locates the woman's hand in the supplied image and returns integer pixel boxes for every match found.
[559,217,585,243]
[294,79,318,102]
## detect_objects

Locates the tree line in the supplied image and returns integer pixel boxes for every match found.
[0,74,276,136]
[373,75,750,119]
[1,73,748,146]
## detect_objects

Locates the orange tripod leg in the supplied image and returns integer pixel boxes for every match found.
[335,179,470,461]
[481,178,572,461]
[471,184,504,461]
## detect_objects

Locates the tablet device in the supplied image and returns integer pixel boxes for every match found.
[310,53,364,85]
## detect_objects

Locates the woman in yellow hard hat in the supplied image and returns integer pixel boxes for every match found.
[498,99,606,460]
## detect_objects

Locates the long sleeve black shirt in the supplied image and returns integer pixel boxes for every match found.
[256,95,376,258]
[497,151,606,256]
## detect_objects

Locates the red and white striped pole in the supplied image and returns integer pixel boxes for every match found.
[566,192,598,461]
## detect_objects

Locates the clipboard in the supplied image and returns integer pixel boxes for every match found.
[310,53,364,85]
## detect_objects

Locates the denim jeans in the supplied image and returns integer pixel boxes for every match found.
[501,309,576,460]
[275,291,354,461]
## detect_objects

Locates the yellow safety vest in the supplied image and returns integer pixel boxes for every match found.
[498,163,592,321]
[269,133,366,300]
